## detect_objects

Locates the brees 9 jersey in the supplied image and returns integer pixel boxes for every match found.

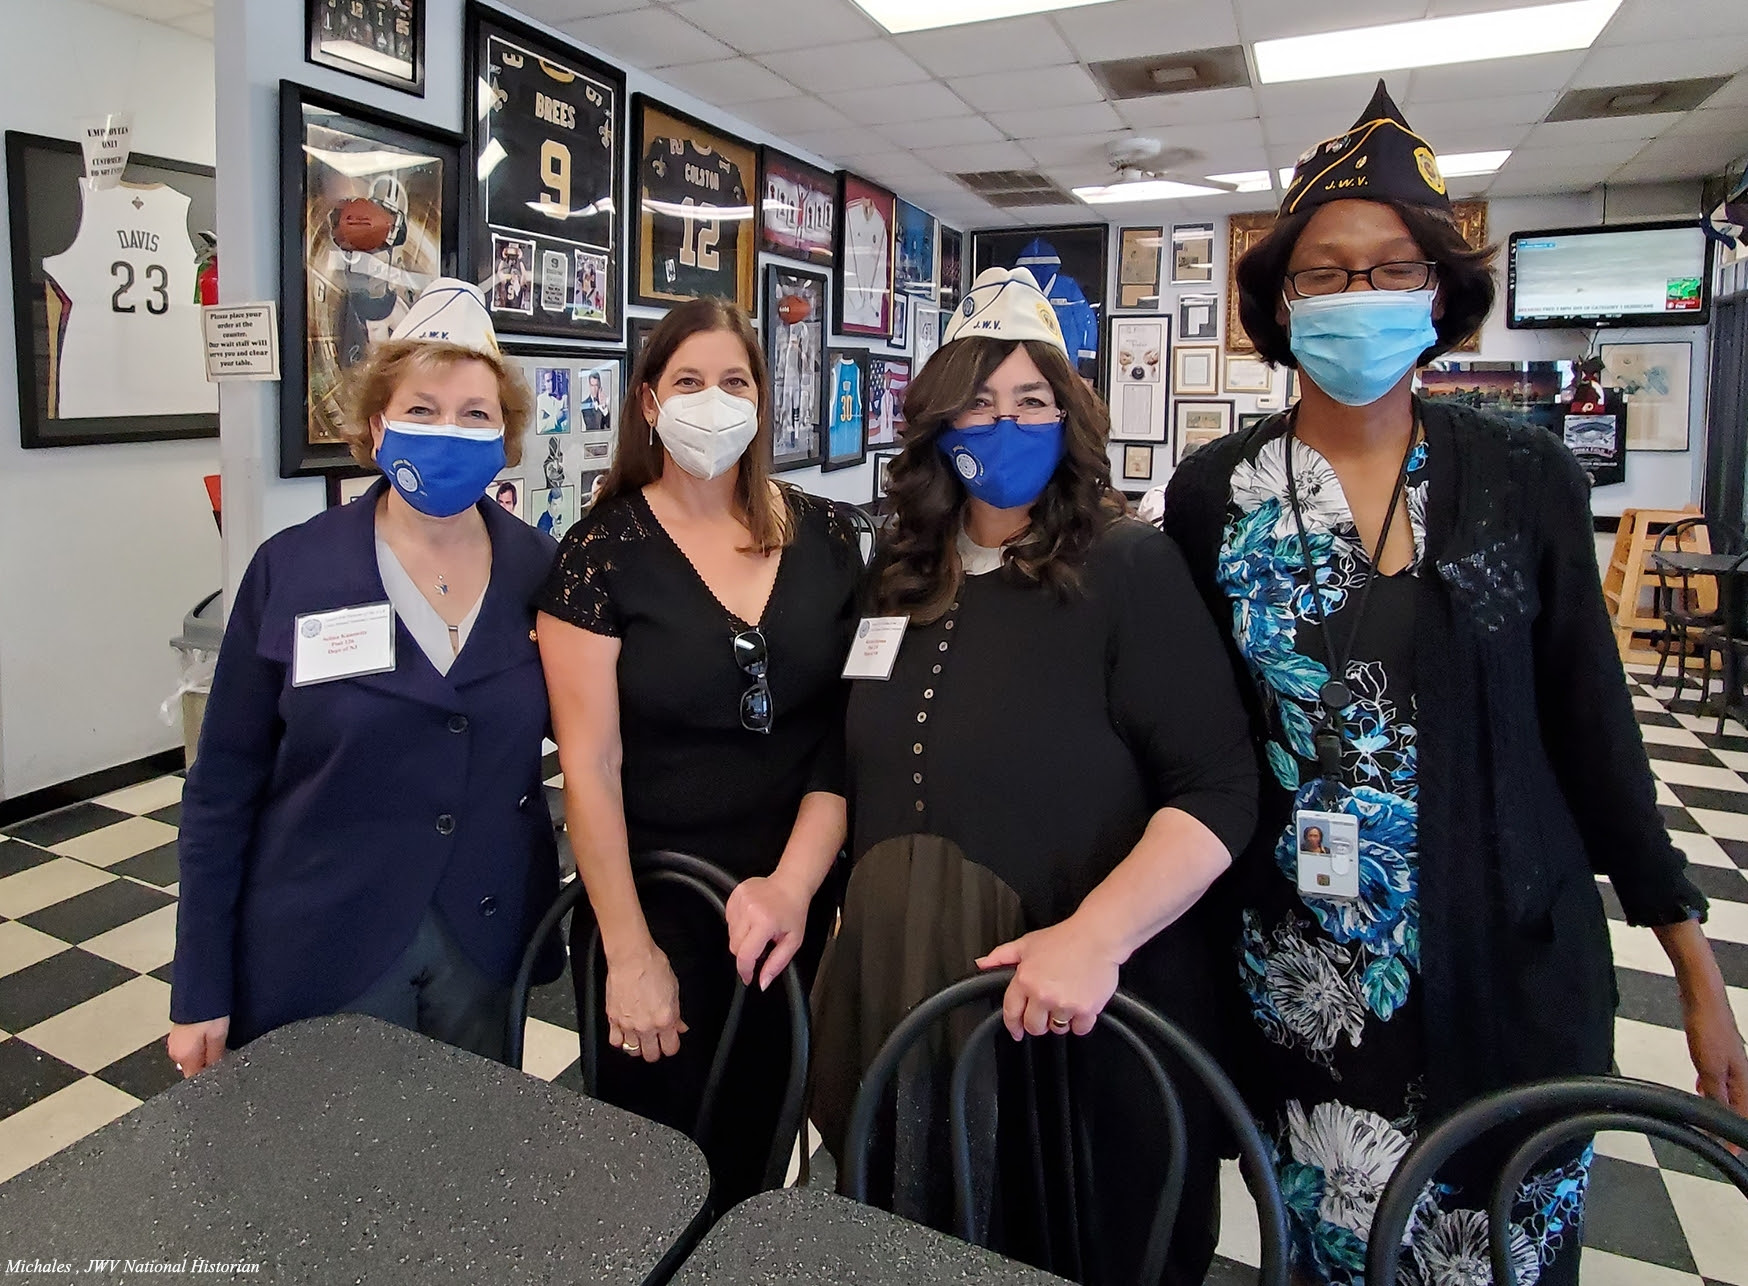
[484,36,614,247]
[642,137,747,300]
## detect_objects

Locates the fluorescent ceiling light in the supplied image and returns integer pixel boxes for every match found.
[849,0,1119,35]
[1074,178,1226,204]
[1207,171,1275,193]
[1252,0,1622,84]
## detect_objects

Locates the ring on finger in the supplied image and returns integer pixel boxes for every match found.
[1048,1014,1072,1032]
[623,1040,642,1054]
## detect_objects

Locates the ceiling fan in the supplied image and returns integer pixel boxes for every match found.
[1102,139,1239,193]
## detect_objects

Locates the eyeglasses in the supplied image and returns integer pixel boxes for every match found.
[1286,261,1438,297]
[733,628,772,735]
[956,406,1063,429]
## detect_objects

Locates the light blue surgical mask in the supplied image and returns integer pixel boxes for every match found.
[937,417,1066,510]
[377,420,507,518]
[1288,289,1438,407]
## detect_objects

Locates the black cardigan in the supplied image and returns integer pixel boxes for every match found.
[1162,398,1708,1122]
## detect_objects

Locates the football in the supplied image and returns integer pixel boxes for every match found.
[332,197,396,253]
[776,294,812,326]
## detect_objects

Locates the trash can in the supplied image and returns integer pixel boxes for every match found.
[169,590,223,770]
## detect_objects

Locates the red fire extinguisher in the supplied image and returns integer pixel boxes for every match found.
[196,230,218,306]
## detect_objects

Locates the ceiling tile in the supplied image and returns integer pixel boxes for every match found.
[1486,166,1619,197]
[1255,72,1414,146]
[1500,139,1653,171]
[562,8,732,69]
[1708,73,1748,108]
[1628,132,1748,170]
[1112,87,1262,131]
[1408,52,1587,102]
[1597,0,1748,46]
[1574,37,1748,88]
[1520,116,1675,149]
[759,38,930,94]
[510,0,657,21]
[1667,104,1748,137]
[917,141,1038,173]
[952,64,1105,115]
[1049,0,1238,63]
[90,0,211,19]
[786,125,905,160]
[656,57,799,106]
[821,81,972,126]
[878,116,1004,150]
[1021,131,1131,167]
[1114,118,1268,156]
[668,0,880,55]
[1232,0,1424,44]
[1401,92,1561,132]
[988,102,1125,140]
[895,15,1075,77]
[854,151,948,185]
[729,96,854,136]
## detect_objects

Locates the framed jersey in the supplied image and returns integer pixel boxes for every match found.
[822,348,868,473]
[894,199,937,300]
[467,7,626,343]
[279,83,460,477]
[835,173,895,341]
[757,148,835,268]
[630,97,757,313]
[972,223,1109,388]
[307,0,424,95]
[764,265,826,474]
[6,131,217,448]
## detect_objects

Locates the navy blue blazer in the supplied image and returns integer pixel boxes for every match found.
[172,480,561,1044]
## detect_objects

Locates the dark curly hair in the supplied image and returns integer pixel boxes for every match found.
[872,337,1123,624]
[1234,200,1497,368]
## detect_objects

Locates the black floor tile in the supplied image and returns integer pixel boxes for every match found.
[0,1038,86,1116]
[107,841,179,889]
[1685,862,1748,903]
[1697,730,1748,753]
[527,976,579,1033]
[1709,939,1748,991]
[0,949,135,1033]
[1613,966,1685,1030]
[1203,1255,1257,1285]
[1,802,132,848]
[1668,783,1748,813]
[1644,742,1726,767]
[1648,1134,1734,1185]
[150,961,175,984]
[541,750,561,780]
[0,838,57,880]
[1637,710,1682,728]
[1660,805,1700,834]
[144,802,181,828]
[1717,838,1748,869]
[20,880,174,944]
[94,1040,182,1102]
[1598,880,1626,922]
[1582,1153,1697,1271]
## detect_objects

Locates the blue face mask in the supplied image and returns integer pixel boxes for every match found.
[1288,289,1438,407]
[937,418,1066,511]
[376,420,507,518]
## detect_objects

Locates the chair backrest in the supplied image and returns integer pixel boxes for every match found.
[1652,517,1717,613]
[1365,1074,1748,1286]
[844,503,879,569]
[840,969,1288,1286]
[505,850,811,1198]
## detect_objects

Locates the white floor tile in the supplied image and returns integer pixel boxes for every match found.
[1657,780,1682,807]
[1592,1128,1659,1166]
[1635,693,1672,713]
[1613,1018,1699,1094]
[1715,749,1748,774]
[1215,1156,1263,1269]
[48,816,177,869]
[1701,897,1748,945]
[18,975,171,1075]
[0,858,115,919]
[1671,832,1737,869]
[79,904,178,973]
[93,776,183,816]
[1677,713,1721,734]
[519,1016,576,1083]
[1661,1169,1748,1285]
[0,919,70,979]
[1686,808,1748,842]
[1646,760,1748,792]
[0,1077,138,1184]
[1610,921,1675,976]
[1578,1249,1704,1285]
[1641,722,1707,747]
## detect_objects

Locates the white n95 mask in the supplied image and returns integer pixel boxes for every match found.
[653,386,760,480]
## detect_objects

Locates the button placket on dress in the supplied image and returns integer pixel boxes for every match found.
[910,600,960,819]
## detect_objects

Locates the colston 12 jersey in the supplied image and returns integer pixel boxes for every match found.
[484,36,614,250]
[642,137,747,300]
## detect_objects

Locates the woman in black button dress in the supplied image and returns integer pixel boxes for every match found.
[537,299,860,1204]
[810,268,1257,1284]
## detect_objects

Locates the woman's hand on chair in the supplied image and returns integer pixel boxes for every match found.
[976,916,1122,1041]
[726,873,809,990]
[605,941,687,1062]
[166,1017,230,1077]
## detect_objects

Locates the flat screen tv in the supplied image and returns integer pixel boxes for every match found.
[1506,220,1712,329]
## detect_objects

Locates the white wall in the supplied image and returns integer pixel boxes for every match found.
[0,0,219,800]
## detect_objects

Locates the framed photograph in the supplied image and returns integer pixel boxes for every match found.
[765,264,827,473]
[501,342,622,475]
[1223,353,1273,395]
[1239,412,1272,432]
[758,147,834,267]
[309,0,423,95]
[1108,315,1170,443]
[1225,212,1276,355]
[890,291,910,350]
[485,472,525,520]
[895,199,937,299]
[823,348,868,472]
[279,83,459,477]
[629,314,660,373]
[972,223,1108,382]
[867,355,910,449]
[325,471,379,508]
[1122,443,1155,481]
[469,8,626,342]
[1116,226,1163,311]
[1175,399,1234,463]
[939,226,964,310]
[629,95,757,312]
[871,448,902,504]
[913,303,941,370]
[1601,340,1692,452]
[1170,222,1214,284]
[1173,346,1219,396]
[6,131,217,449]
[1178,292,1218,342]
[836,172,896,339]
[1450,200,1488,355]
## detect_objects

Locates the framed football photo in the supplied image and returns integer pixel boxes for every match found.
[468,7,625,342]
[279,83,459,477]
[823,348,868,473]
[895,199,937,299]
[835,173,896,340]
[765,265,826,474]
[308,0,424,95]
[500,341,623,473]
[758,147,834,268]
[630,96,757,313]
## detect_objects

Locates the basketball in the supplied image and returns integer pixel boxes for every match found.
[776,294,812,326]
[332,197,396,253]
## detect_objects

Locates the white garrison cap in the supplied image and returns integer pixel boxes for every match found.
[389,277,500,356]
[940,267,1066,354]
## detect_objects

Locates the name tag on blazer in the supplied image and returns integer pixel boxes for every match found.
[292,603,396,686]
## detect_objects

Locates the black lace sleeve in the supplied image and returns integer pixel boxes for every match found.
[535,497,641,637]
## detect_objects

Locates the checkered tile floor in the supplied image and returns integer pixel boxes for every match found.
[4,702,1747,1280]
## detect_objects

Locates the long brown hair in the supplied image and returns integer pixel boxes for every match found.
[596,297,792,553]
[874,337,1122,623]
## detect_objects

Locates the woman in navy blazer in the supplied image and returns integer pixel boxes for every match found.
[169,281,560,1072]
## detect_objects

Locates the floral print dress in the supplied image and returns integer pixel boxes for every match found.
[1218,424,1591,1286]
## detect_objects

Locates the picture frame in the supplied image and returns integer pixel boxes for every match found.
[895,198,937,299]
[764,264,828,474]
[484,471,524,520]
[913,303,941,371]
[500,341,624,478]
[1601,340,1692,452]
[629,314,661,374]
[279,83,460,477]
[823,348,869,473]
[1238,412,1272,432]
[1122,443,1155,481]
[1175,399,1234,463]
[890,291,910,350]
[325,472,378,508]
[1225,212,1276,354]
[1107,315,1171,443]
[1173,346,1219,396]
[939,227,964,310]
[468,6,627,342]
[1223,353,1273,395]
[1177,292,1218,343]
[757,147,835,267]
[866,355,911,449]
[1170,222,1215,284]
[629,95,757,313]
[6,130,218,449]
[972,223,1108,383]
[1116,226,1163,312]
[308,0,424,95]
[871,448,902,504]
[836,172,897,340]
[1450,200,1488,355]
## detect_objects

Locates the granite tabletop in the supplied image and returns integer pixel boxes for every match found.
[0,1015,710,1285]
[668,1187,1069,1285]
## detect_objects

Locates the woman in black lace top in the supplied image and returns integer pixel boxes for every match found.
[536,300,860,1202]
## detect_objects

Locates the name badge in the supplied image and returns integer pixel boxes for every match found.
[842,616,908,681]
[1294,809,1360,901]
[292,603,397,687]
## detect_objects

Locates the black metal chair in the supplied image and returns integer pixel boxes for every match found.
[1651,517,1723,699]
[505,850,812,1204]
[1366,1075,1748,1286]
[844,503,879,569]
[840,969,1289,1286]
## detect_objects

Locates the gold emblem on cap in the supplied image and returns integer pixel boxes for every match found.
[1414,147,1446,196]
[1035,302,1062,337]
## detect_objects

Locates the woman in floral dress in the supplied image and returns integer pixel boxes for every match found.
[1163,82,1746,1284]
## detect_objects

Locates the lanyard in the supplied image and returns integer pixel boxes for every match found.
[1282,413,1418,792]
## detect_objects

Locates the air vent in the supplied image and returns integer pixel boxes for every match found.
[1088,46,1250,101]
[951,169,1077,209]
[1546,76,1730,121]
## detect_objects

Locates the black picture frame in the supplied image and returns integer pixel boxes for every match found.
[894,197,937,299]
[757,146,835,268]
[871,448,902,505]
[465,5,626,343]
[6,130,218,449]
[835,171,896,341]
[279,81,461,478]
[307,0,425,95]
[764,264,827,474]
[1121,443,1154,481]
[822,348,868,473]
[939,227,963,310]
[628,314,662,375]
[971,223,1108,385]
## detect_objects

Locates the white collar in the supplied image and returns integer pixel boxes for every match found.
[956,525,1004,576]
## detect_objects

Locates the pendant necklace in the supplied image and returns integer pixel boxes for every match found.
[435,573,449,597]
